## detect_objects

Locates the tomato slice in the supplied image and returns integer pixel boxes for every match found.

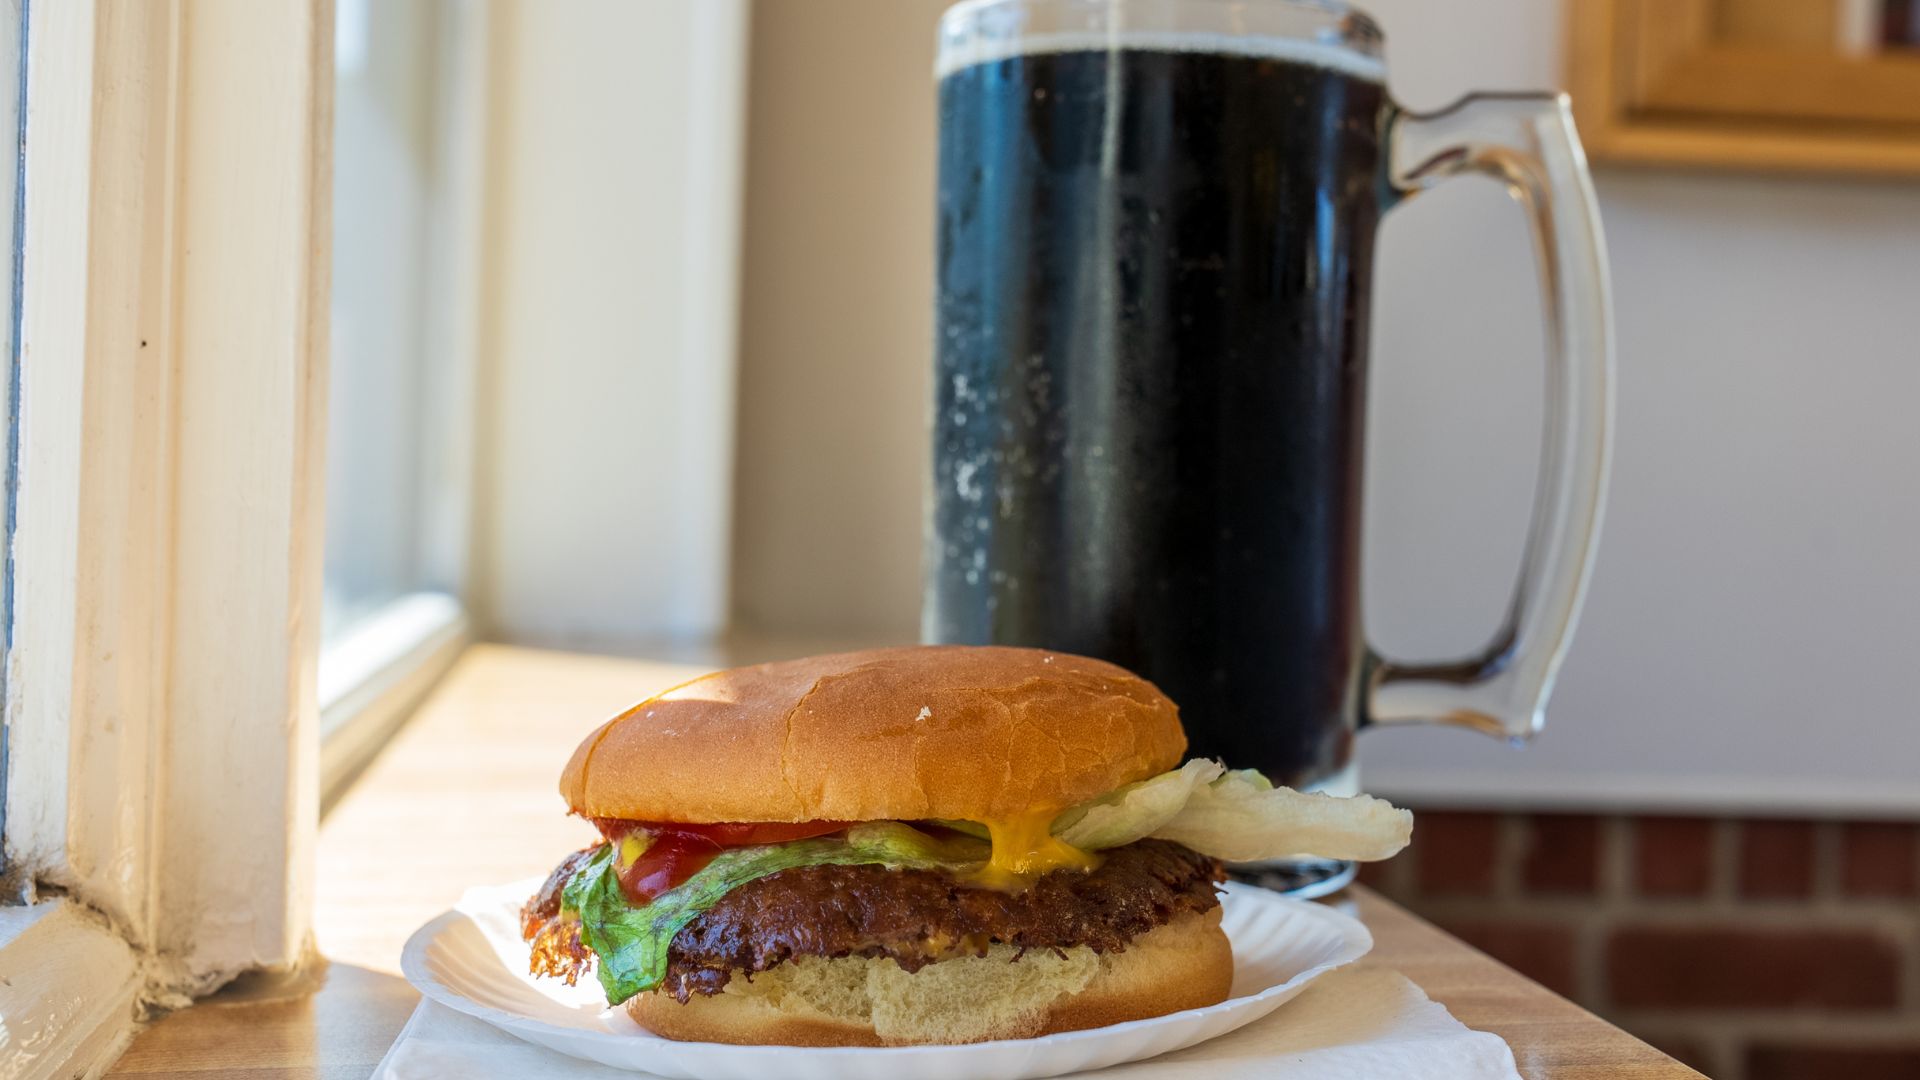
[593,819,852,903]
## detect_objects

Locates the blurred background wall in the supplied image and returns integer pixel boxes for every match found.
[732,0,945,638]
[470,0,748,647]
[725,0,1920,813]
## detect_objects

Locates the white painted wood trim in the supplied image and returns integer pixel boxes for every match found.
[158,0,333,989]
[3,1,334,1072]
[0,902,140,1080]
[3,0,97,886]
[319,592,469,811]
[19,0,198,948]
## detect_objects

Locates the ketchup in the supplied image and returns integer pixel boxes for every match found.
[594,819,850,903]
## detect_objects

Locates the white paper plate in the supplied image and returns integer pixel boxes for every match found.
[400,879,1372,1080]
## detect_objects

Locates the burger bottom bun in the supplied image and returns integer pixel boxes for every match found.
[625,908,1232,1047]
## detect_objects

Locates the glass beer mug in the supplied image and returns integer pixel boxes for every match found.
[925,0,1613,824]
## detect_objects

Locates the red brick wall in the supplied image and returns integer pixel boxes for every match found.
[1359,810,1920,1080]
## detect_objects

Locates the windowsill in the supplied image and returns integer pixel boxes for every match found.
[318,590,470,812]
[105,643,1695,1077]
[0,898,142,1076]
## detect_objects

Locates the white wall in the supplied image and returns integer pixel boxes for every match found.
[732,0,1920,813]
[733,0,950,637]
[1353,0,1920,814]
[473,0,748,648]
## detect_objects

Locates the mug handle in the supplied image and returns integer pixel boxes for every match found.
[1363,93,1615,742]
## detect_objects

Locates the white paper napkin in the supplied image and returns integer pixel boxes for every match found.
[374,966,1522,1080]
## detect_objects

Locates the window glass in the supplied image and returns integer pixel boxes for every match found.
[325,0,449,640]
[0,0,27,857]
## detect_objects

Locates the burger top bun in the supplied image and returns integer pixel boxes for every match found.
[560,645,1187,824]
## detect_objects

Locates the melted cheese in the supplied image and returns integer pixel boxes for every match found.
[968,811,1101,890]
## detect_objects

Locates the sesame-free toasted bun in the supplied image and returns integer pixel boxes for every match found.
[624,907,1232,1046]
[560,645,1186,823]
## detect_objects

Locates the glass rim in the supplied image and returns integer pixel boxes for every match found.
[936,0,1386,82]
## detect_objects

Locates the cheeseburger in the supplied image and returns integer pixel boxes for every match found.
[522,645,1410,1046]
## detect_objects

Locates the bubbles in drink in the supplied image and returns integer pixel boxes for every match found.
[928,43,1384,787]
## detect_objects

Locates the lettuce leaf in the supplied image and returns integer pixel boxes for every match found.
[1149,768,1413,862]
[566,822,987,1005]
[1051,758,1223,850]
[1048,763,1412,864]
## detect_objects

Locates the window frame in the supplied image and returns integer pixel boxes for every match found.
[0,0,336,1073]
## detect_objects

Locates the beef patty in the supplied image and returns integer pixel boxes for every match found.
[523,838,1223,1002]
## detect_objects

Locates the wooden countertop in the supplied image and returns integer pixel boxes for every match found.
[109,645,1701,1079]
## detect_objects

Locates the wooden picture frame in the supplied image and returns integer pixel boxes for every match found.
[1567,0,1920,177]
